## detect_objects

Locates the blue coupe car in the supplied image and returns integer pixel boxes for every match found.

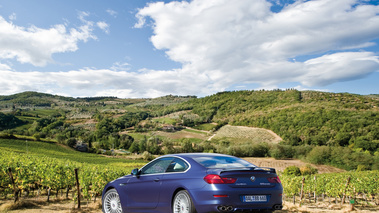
[102,153,283,213]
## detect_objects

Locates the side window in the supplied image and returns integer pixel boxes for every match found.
[166,158,189,173]
[140,157,173,175]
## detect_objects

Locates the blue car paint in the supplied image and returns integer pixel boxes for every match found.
[102,153,283,213]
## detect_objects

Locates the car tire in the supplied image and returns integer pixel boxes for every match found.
[173,190,196,213]
[102,188,123,213]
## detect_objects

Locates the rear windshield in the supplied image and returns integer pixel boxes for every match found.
[193,156,256,169]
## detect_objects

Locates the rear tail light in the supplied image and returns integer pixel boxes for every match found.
[213,195,228,198]
[204,174,237,184]
[267,176,281,183]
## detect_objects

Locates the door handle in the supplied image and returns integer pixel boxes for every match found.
[154,178,160,182]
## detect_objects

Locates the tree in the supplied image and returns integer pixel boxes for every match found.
[181,139,194,153]
[119,135,134,149]
[33,133,41,141]
[138,137,147,152]
[129,142,139,153]
[307,146,331,164]
[66,138,77,148]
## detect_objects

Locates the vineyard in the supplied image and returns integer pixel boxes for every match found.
[0,139,146,208]
[280,171,379,209]
[0,139,379,212]
[212,125,282,144]
[0,150,144,204]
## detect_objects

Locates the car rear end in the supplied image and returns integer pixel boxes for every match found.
[191,167,283,212]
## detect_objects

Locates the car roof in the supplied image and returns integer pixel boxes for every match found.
[163,153,234,159]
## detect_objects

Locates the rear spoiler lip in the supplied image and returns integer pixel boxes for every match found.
[208,167,277,174]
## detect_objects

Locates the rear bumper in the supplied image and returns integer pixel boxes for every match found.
[190,185,283,212]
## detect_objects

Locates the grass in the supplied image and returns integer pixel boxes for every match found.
[127,132,148,140]
[183,128,208,135]
[0,138,146,167]
[25,108,62,117]
[152,117,177,125]
[193,123,217,131]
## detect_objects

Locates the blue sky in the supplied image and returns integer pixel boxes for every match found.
[0,0,378,98]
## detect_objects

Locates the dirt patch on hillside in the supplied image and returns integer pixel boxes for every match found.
[212,125,282,143]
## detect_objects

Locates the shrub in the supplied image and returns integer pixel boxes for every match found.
[66,138,77,148]
[356,164,369,172]
[283,166,301,176]
[293,145,313,159]
[33,133,41,141]
[142,151,154,161]
[247,143,269,157]
[0,133,16,139]
[307,146,331,164]
[300,164,318,175]
[104,150,113,156]
[270,144,295,159]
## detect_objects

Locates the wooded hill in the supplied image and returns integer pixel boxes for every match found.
[170,89,379,148]
[0,89,378,170]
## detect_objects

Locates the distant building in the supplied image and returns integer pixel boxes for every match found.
[162,125,175,132]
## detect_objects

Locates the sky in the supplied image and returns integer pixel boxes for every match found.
[0,0,378,98]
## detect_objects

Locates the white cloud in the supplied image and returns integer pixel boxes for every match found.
[8,13,16,21]
[97,21,110,34]
[111,62,131,71]
[0,67,210,98]
[0,62,11,71]
[301,52,379,86]
[135,0,379,93]
[106,9,117,18]
[1,0,379,98]
[0,12,96,66]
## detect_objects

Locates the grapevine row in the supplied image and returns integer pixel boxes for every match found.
[0,149,144,202]
[280,171,379,204]
[1,148,378,206]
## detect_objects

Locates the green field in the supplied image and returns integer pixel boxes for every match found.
[0,138,146,168]
[0,138,147,202]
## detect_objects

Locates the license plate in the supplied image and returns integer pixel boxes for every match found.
[243,195,267,202]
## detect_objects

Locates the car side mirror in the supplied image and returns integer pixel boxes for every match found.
[131,168,140,178]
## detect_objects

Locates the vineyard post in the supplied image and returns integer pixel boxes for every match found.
[314,176,317,203]
[47,187,51,202]
[75,168,81,209]
[66,187,70,199]
[341,176,351,206]
[7,167,19,203]
[299,177,305,207]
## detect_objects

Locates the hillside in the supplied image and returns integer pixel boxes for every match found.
[0,89,378,171]
[168,89,379,146]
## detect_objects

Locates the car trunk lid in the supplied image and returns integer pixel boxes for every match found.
[207,167,280,188]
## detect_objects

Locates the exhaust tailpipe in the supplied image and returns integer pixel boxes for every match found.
[273,204,283,210]
[218,206,226,211]
[217,205,234,212]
